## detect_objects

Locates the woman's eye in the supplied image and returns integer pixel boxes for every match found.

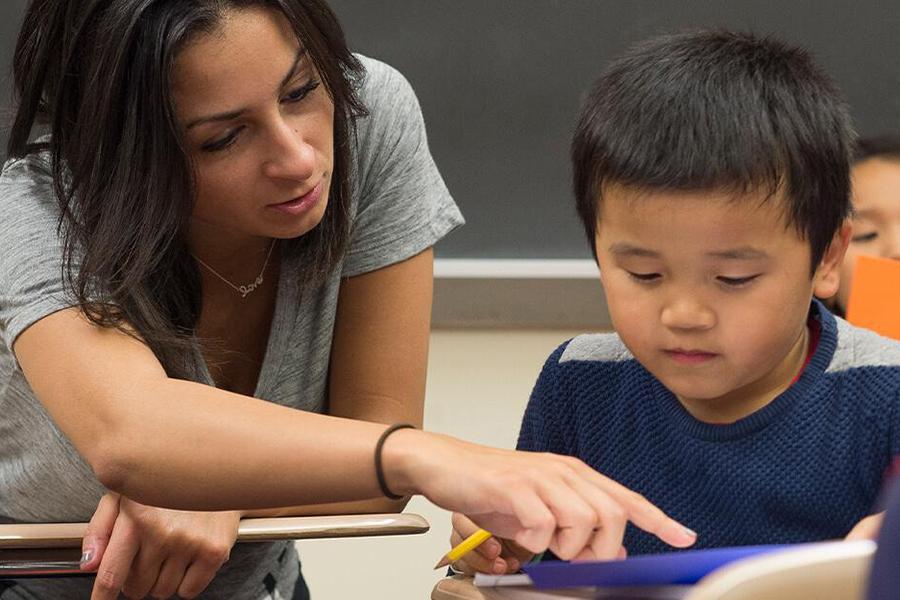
[626,271,660,283]
[283,79,321,104]
[851,231,878,243]
[201,126,245,153]
[717,275,760,287]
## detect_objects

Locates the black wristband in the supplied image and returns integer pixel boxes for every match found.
[374,423,416,500]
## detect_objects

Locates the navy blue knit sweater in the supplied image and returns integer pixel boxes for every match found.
[518,301,900,555]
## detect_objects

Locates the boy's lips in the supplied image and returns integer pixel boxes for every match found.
[664,348,719,364]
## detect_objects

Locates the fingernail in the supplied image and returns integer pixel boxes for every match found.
[508,559,520,572]
[683,527,697,538]
[80,550,93,567]
[486,541,501,556]
[493,559,506,575]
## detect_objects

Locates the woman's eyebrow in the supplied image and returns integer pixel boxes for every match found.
[278,47,308,89]
[185,48,308,130]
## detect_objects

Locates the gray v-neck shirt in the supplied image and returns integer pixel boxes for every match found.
[0,55,462,599]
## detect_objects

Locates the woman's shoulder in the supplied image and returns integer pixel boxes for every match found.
[0,149,58,220]
[1,149,53,186]
[352,54,424,139]
[354,54,417,104]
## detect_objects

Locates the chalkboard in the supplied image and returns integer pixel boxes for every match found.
[3,1,899,260]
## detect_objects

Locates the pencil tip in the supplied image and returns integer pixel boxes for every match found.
[433,556,450,570]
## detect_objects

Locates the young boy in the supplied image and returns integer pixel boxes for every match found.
[833,135,900,316]
[450,30,900,574]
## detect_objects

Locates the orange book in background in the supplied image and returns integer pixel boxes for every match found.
[845,255,900,341]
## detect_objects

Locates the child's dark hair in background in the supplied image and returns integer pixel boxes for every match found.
[571,29,854,270]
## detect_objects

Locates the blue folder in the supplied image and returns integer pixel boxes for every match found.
[523,544,792,589]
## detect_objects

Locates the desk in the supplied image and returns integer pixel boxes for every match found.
[0,513,429,578]
[431,576,686,600]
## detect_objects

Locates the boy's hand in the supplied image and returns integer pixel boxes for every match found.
[448,513,535,575]
[846,512,884,541]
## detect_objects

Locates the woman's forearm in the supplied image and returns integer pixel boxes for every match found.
[242,497,409,518]
[94,377,399,510]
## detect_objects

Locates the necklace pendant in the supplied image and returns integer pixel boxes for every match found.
[239,285,251,298]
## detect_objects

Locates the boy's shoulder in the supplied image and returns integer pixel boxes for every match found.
[830,316,900,373]
[556,332,634,365]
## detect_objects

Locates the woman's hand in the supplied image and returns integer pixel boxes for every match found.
[80,493,241,599]
[384,430,697,562]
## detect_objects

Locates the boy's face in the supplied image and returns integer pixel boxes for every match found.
[837,158,900,311]
[594,185,849,423]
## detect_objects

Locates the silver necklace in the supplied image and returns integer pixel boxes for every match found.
[193,240,276,299]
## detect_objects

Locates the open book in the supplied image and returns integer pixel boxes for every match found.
[472,541,874,600]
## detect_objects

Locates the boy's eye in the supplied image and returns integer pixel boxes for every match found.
[851,231,878,243]
[717,275,760,287]
[283,79,321,104]
[201,126,246,153]
[626,271,661,283]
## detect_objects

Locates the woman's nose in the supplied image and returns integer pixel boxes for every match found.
[262,122,316,182]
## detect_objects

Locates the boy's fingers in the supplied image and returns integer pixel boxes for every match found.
[81,493,120,572]
[449,530,501,560]
[450,513,501,559]
[846,513,884,541]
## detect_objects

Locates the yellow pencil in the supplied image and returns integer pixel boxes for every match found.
[433,528,493,570]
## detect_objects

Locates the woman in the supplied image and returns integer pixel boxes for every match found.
[0,1,695,598]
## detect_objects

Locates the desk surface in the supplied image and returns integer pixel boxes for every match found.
[1,513,429,578]
[431,576,687,600]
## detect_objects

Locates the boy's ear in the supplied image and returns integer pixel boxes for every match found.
[812,219,852,299]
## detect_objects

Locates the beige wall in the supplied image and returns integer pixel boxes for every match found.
[300,328,583,599]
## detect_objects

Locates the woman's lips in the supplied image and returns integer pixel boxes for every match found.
[664,349,719,364]
[268,182,322,215]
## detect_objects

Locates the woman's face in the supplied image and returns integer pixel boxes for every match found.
[172,6,335,250]
[837,157,900,310]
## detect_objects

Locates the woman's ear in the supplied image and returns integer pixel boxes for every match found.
[813,219,852,299]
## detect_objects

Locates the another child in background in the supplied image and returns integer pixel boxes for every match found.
[832,135,900,316]
[449,30,900,575]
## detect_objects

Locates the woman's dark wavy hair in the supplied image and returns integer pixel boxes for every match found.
[572,29,855,273]
[8,0,367,378]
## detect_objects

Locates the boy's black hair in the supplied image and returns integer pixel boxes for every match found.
[572,30,855,271]
[854,135,900,163]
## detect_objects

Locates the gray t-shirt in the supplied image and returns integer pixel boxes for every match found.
[0,55,462,599]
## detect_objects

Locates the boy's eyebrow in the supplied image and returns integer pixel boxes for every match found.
[608,243,660,258]
[185,48,308,130]
[706,247,769,260]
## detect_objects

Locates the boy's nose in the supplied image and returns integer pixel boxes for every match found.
[660,298,716,331]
